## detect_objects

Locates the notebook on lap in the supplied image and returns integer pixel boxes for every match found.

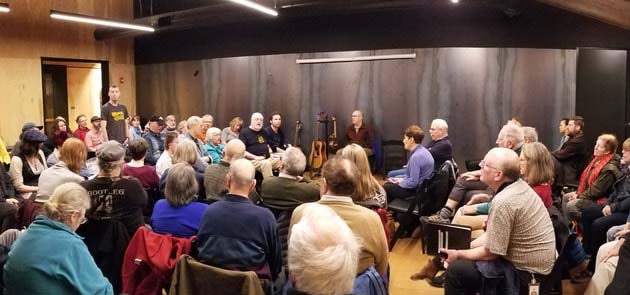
[423,221,472,255]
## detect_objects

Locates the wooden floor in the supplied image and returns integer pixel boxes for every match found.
[388,237,590,295]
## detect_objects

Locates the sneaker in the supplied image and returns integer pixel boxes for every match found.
[410,258,439,281]
[426,214,450,223]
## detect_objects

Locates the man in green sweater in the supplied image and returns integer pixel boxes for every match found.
[260,147,319,210]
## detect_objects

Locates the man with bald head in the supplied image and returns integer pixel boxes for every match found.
[239,112,281,178]
[346,110,375,156]
[441,148,555,294]
[196,159,282,281]
[204,139,246,201]
[428,124,524,222]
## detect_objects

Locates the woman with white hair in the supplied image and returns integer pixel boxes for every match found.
[4,183,113,295]
[288,203,360,295]
[205,127,224,164]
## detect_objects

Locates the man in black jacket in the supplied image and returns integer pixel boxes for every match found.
[552,116,588,188]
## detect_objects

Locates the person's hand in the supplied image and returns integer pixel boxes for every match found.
[257,156,266,161]
[461,205,477,215]
[602,205,612,216]
[5,198,18,206]
[462,172,479,181]
[565,192,578,201]
[440,248,459,265]
[467,193,490,205]
[614,229,630,239]
[602,239,625,263]
[387,177,401,184]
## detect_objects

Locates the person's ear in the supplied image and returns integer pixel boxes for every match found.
[320,178,329,195]
[226,174,232,190]
[248,179,256,193]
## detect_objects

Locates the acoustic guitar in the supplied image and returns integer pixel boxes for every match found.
[309,112,328,170]
[328,116,339,152]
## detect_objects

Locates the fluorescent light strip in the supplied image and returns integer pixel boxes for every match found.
[296,53,417,64]
[0,3,9,13]
[227,0,278,17]
[50,10,155,32]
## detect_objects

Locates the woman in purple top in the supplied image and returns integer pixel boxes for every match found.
[122,138,159,190]
[151,162,208,238]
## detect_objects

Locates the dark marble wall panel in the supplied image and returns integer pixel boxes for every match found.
[136,48,576,167]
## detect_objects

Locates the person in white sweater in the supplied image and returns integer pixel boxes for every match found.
[37,138,87,202]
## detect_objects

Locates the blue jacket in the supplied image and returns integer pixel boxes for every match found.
[205,143,224,164]
[143,131,164,166]
[196,194,282,280]
[4,216,113,295]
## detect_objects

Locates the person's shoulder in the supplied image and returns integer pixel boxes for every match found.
[190,201,209,210]
[118,176,144,188]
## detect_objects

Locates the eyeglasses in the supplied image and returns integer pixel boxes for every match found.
[80,217,88,224]
[479,160,500,171]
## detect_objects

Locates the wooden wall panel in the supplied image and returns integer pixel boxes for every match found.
[0,0,135,144]
[539,0,630,30]
[137,48,576,165]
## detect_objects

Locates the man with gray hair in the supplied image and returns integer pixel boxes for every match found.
[260,147,319,210]
[523,126,538,143]
[204,139,246,201]
[288,203,360,295]
[196,159,282,281]
[441,148,555,294]
[239,112,281,178]
[427,124,524,223]
[426,118,453,169]
[185,116,210,169]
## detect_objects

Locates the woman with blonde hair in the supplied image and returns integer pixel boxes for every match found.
[160,140,206,200]
[221,116,243,143]
[340,144,386,208]
[4,183,113,294]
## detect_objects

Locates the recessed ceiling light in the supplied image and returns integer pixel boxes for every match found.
[451,0,459,3]
[0,3,10,13]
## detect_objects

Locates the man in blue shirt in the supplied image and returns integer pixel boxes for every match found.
[196,159,282,281]
[384,125,434,202]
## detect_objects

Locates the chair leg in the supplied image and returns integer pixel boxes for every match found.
[389,224,403,251]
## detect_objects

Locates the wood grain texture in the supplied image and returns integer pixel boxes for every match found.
[0,0,135,144]
[137,48,576,166]
[539,0,630,30]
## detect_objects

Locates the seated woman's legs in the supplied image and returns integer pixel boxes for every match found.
[386,168,406,178]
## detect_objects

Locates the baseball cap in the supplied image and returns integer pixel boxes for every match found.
[96,141,125,162]
[21,122,44,133]
[149,115,165,125]
[91,116,104,123]
[21,129,48,143]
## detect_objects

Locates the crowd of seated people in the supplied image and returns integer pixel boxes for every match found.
[4,100,630,295]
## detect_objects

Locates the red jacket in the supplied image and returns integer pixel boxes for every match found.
[122,226,194,295]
